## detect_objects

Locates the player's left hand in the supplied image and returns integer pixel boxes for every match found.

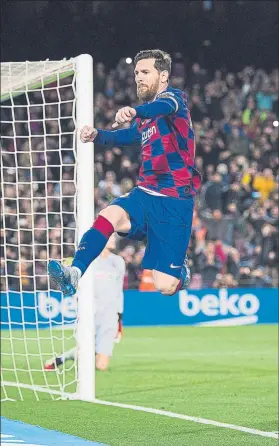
[112,107,137,128]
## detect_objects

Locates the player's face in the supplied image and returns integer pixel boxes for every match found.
[134,59,161,102]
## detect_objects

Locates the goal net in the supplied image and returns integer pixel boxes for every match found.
[1,55,95,401]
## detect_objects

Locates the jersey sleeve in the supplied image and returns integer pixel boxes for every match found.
[135,100,176,119]
[156,90,187,115]
[134,89,187,119]
[95,120,141,147]
[159,90,194,130]
[156,91,180,113]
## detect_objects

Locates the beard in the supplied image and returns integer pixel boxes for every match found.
[137,78,160,103]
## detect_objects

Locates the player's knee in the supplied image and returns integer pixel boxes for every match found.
[96,363,108,372]
[99,205,130,233]
[96,353,110,371]
[153,272,179,295]
[98,207,118,228]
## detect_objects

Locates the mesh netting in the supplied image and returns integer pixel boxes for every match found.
[1,59,80,400]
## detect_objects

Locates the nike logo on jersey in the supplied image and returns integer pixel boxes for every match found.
[170,263,182,269]
[141,119,152,126]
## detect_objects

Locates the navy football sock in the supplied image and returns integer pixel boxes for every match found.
[180,265,187,286]
[72,215,114,275]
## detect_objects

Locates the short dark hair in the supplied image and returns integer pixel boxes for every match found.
[134,49,172,74]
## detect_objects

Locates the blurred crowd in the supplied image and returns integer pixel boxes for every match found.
[1,56,278,291]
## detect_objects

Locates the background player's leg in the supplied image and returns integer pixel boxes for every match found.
[95,311,118,371]
[44,347,76,370]
[96,353,110,371]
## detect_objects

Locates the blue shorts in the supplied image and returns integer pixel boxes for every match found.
[110,187,194,279]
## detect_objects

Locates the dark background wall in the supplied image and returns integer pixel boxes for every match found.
[1,0,279,70]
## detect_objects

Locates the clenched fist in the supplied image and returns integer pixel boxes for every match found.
[80,125,98,143]
[112,106,137,128]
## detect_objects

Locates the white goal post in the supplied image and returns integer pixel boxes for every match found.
[1,54,95,401]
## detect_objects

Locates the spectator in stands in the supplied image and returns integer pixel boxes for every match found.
[199,209,239,246]
[98,171,121,201]
[227,126,249,157]
[199,251,221,288]
[189,94,206,122]
[256,85,277,112]
[253,168,276,201]
[188,62,208,90]
[200,173,223,211]
[213,273,238,289]
[259,224,278,266]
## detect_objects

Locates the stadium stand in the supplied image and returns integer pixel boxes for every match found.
[1,59,278,290]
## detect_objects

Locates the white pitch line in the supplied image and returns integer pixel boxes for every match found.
[2,382,278,440]
[94,399,278,440]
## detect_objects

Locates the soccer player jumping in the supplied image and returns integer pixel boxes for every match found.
[48,49,202,296]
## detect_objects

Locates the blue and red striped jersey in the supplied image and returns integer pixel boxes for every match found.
[135,86,201,198]
[95,86,202,199]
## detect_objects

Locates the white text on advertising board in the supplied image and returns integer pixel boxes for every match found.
[179,288,260,317]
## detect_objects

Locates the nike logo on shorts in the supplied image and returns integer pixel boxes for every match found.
[170,263,181,269]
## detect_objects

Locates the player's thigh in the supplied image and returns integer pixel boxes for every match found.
[99,204,131,233]
[154,221,191,273]
[142,196,194,278]
[110,188,147,240]
[149,224,189,295]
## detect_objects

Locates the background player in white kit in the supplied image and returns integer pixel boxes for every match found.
[45,234,125,371]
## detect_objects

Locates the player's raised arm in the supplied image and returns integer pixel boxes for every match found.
[112,96,178,128]
[80,121,141,147]
[135,94,178,118]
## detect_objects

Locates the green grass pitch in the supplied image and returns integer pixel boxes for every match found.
[1,325,278,445]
